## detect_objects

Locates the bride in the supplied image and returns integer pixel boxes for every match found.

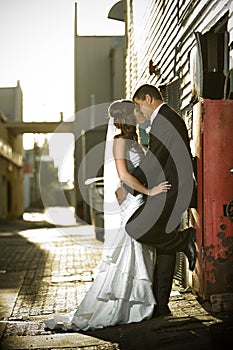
[44,100,171,331]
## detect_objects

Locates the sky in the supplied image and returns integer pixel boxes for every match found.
[0,0,124,182]
[0,0,124,121]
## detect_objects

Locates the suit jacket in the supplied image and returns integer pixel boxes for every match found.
[125,104,194,242]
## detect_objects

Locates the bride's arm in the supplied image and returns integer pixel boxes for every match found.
[113,138,170,196]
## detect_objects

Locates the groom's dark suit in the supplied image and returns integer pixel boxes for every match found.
[125,103,194,248]
[125,103,194,316]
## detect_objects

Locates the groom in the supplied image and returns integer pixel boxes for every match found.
[116,84,196,317]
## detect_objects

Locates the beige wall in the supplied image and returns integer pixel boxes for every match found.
[74,35,125,113]
[74,35,125,222]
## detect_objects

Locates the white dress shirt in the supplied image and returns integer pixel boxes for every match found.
[150,102,166,125]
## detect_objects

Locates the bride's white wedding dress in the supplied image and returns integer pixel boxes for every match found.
[44,142,156,331]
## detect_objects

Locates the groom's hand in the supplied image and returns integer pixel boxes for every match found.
[115,186,127,205]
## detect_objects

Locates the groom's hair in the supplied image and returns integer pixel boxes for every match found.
[133,84,163,101]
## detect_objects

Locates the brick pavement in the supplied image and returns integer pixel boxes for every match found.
[0,215,232,350]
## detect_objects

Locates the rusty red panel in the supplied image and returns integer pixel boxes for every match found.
[194,107,204,297]
[196,99,233,299]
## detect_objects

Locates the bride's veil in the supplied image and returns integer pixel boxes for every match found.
[103,116,121,248]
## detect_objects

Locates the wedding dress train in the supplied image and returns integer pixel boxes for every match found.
[44,143,156,331]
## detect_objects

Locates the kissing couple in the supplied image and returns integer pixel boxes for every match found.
[44,84,196,331]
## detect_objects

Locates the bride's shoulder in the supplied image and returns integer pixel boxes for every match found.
[113,136,127,154]
[113,135,126,144]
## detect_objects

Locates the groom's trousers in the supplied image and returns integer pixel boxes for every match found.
[153,253,176,315]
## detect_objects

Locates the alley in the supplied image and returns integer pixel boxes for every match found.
[0,209,232,350]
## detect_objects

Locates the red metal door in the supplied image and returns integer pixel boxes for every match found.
[194,99,233,299]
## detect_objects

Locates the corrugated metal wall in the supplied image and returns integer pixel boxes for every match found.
[126,0,230,114]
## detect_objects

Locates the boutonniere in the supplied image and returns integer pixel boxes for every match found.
[145,126,151,134]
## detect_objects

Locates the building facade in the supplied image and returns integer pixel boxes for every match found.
[73,2,126,224]
[0,81,24,219]
[125,0,232,103]
[124,0,233,299]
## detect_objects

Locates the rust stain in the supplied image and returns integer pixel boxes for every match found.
[204,230,233,295]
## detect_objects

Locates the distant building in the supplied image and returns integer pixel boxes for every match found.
[73,3,125,223]
[24,137,73,211]
[74,35,125,113]
[0,81,24,219]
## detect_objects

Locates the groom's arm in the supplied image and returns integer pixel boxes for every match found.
[116,145,165,200]
[116,116,173,200]
[123,126,172,196]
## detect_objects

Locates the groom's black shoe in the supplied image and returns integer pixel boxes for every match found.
[152,305,172,318]
[182,227,197,271]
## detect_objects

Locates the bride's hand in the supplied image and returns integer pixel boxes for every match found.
[115,186,128,205]
[148,181,171,196]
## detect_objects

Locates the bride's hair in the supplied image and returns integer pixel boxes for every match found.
[108,100,138,142]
